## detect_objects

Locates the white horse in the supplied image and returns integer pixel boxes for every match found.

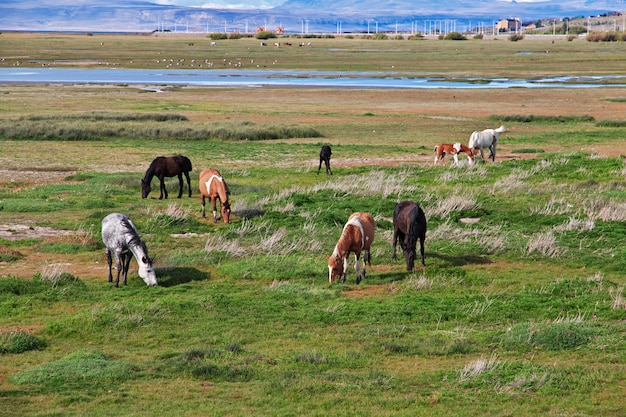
[102,213,157,287]
[468,125,506,162]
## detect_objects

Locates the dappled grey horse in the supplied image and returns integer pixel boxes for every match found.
[101,213,157,287]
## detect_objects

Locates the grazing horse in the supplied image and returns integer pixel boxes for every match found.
[199,168,231,224]
[434,143,475,166]
[318,145,333,175]
[141,155,193,199]
[326,212,375,284]
[101,213,157,287]
[468,125,506,162]
[392,201,427,271]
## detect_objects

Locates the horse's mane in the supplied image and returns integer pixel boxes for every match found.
[119,217,150,261]
[143,157,163,182]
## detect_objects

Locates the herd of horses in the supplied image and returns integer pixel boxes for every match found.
[103,125,505,287]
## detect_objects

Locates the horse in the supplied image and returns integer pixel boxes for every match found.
[468,125,506,162]
[141,155,192,199]
[392,201,427,271]
[199,168,231,224]
[318,145,333,175]
[434,142,475,166]
[101,213,157,287]
[326,212,375,284]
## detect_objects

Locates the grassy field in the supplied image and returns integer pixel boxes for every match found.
[0,33,625,416]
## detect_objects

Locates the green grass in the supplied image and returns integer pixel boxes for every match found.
[0,34,625,417]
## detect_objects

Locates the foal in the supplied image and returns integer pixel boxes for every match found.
[326,212,375,284]
[318,145,333,175]
[434,143,475,166]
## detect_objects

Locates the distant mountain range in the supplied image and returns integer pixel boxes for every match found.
[1,0,623,33]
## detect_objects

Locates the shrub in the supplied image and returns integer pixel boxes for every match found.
[508,33,524,41]
[373,33,388,40]
[444,32,466,40]
[502,322,594,351]
[586,31,619,42]
[255,31,276,40]
[0,331,47,354]
[209,32,227,40]
[9,350,138,388]
[0,246,22,262]
[473,33,484,39]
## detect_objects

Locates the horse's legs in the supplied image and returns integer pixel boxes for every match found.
[453,153,459,166]
[318,158,322,174]
[479,148,486,163]
[159,176,167,199]
[184,171,192,197]
[419,235,426,267]
[342,256,349,283]
[122,252,132,286]
[176,174,184,198]
[114,251,124,288]
[201,195,207,218]
[105,248,113,283]
[355,253,365,284]
[325,159,332,175]
[211,197,219,223]
[392,229,399,261]
[490,144,496,161]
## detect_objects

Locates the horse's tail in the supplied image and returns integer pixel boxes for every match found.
[181,156,192,172]
[468,131,478,148]
[405,204,425,251]
[433,145,438,154]
[495,125,506,133]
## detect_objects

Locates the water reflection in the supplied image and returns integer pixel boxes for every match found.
[1,68,625,89]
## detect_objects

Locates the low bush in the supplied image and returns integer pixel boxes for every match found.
[443,32,467,40]
[255,31,276,40]
[0,331,47,354]
[9,350,138,389]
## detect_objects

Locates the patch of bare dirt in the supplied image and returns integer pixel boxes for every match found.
[0,224,72,241]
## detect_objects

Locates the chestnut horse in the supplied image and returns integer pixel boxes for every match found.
[199,168,231,224]
[392,201,427,271]
[434,143,475,166]
[141,155,192,199]
[326,212,375,284]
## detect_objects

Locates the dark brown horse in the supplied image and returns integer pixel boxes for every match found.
[392,201,427,271]
[318,145,332,175]
[141,155,192,199]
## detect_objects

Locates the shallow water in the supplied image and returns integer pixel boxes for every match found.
[1,67,626,89]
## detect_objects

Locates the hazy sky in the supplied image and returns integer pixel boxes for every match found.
[154,0,285,9]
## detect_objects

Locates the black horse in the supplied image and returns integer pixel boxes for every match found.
[318,145,333,175]
[141,155,192,199]
[392,201,427,271]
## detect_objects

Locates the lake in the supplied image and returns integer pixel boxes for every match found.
[1,67,625,89]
